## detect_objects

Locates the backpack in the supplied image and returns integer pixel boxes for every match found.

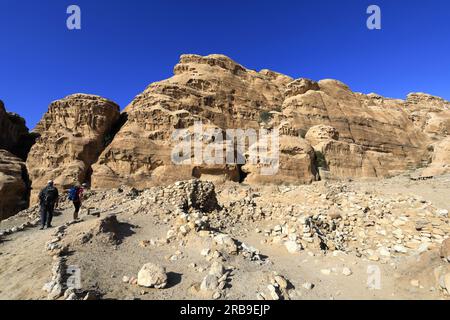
[42,186,58,206]
[68,187,80,201]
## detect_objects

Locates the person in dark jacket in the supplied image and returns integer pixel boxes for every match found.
[69,183,86,221]
[38,180,59,230]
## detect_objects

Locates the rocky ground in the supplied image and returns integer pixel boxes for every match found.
[1,173,449,300]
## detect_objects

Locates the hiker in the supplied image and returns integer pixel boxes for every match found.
[68,183,86,220]
[38,180,59,230]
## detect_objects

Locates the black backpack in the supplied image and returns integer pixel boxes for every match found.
[42,186,58,206]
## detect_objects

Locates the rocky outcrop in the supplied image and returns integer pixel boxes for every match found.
[421,137,450,177]
[283,80,434,178]
[0,100,35,160]
[305,125,408,179]
[91,54,292,188]
[26,94,120,202]
[243,135,317,184]
[406,93,450,138]
[91,54,450,187]
[0,150,29,220]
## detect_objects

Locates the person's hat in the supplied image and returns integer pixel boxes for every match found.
[47,180,54,185]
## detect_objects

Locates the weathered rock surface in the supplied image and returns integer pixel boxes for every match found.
[92,54,291,188]
[137,263,168,289]
[27,94,120,202]
[90,54,450,187]
[422,137,450,177]
[243,135,317,184]
[441,238,450,263]
[0,100,35,160]
[0,150,29,220]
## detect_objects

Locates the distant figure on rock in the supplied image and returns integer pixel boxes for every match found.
[68,183,86,221]
[38,180,59,230]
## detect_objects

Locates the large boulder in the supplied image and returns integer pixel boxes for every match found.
[137,263,168,289]
[26,94,120,203]
[0,150,29,220]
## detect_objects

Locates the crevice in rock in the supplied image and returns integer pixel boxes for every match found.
[237,164,248,183]
[103,113,128,149]
[83,112,128,185]
[20,162,31,210]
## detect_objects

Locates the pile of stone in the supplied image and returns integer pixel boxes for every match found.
[42,256,67,300]
[259,182,450,261]
[198,261,231,300]
[0,219,39,238]
[257,273,291,300]
[42,220,96,300]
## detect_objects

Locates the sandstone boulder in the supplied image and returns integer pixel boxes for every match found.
[137,263,168,289]
[0,150,29,220]
[27,94,120,202]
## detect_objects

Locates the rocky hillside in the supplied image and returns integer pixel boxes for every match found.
[1,54,450,217]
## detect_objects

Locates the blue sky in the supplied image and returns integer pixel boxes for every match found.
[1,0,449,129]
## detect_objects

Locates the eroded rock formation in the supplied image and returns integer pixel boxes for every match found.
[27,94,120,202]
[91,54,450,187]
[0,150,29,220]
[0,100,35,160]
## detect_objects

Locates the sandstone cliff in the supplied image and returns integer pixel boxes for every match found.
[91,54,294,188]
[0,150,29,220]
[0,100,35,160]
[27,94,120,202]
[91,54,450,187]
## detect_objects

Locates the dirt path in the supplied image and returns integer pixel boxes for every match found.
[0,208,74,300]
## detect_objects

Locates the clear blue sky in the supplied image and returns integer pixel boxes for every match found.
[1,0,449,129]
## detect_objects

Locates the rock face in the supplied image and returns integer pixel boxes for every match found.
[421,137,450,177]
[243,135,317,184]
[89,54,450,188]
[26,94,120,202]
[441,238,450,263]
[0,150,29,220]
[91,54,292,188]
[0,100,35,160]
